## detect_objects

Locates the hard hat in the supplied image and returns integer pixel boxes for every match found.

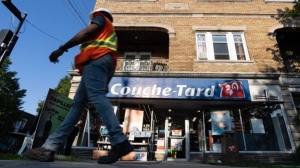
[89,8,113,22]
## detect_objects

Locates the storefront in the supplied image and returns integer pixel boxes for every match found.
[69,72,296,162]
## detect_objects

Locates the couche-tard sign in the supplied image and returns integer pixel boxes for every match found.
[107,77,251,100]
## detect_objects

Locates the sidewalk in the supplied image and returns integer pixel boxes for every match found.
[0,160,249,168]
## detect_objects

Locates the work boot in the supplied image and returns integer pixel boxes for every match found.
[98,140,134,164]
[22,147,55,162]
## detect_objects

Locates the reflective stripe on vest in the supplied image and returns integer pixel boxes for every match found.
[80,32,117,52]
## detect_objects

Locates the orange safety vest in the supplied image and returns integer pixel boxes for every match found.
[74,13,118,74]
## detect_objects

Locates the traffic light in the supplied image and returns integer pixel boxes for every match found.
[0,29,13,56]
[0,29,13,47]
[1,0,25,66]
[0,29,18,62]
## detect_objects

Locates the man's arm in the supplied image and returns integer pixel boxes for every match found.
[49,14,106,63]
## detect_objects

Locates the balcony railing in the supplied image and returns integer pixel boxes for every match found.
[122,59,169,71]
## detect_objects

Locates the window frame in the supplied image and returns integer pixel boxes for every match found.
[196,32,250,61]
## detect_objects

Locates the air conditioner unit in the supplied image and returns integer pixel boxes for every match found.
[198,52,207,60]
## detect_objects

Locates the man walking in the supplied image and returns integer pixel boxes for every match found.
[23,8,133,164]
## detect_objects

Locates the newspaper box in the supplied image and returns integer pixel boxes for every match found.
[221,131,239,163]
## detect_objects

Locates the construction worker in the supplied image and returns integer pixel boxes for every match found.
[23,8,133,164]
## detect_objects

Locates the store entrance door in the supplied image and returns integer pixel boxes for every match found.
[165,114,188,161]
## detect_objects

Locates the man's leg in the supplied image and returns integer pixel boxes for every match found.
[82,54,133,164]
[64,127,79,156]
[23,81,88,162]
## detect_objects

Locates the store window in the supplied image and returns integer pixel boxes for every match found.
[167,114,186,159]
[203,105,292,152]
[196,32,249,61]
[189,115,204,152]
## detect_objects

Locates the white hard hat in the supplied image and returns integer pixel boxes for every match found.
[89,8,113,22]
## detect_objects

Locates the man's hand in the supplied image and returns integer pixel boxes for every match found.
[49,49,64,63]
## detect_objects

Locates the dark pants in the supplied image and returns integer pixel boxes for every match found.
[64,126,79,156]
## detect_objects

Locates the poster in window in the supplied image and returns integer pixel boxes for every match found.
[170,139,183,151]
[211,110,231,135]
[123,108,144,133]
[171,129,182,136]
[157,139,165,151]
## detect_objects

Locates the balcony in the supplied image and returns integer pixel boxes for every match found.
[115,27,169,72]
[121,59,169,72]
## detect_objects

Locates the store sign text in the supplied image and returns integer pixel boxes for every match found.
[108,77,251,100]
[111,84,215,97]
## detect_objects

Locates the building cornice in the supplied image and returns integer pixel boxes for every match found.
[68,70,281,79]
[112,13,279,19]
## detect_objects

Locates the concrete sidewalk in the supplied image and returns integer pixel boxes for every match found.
[0,160,249,168]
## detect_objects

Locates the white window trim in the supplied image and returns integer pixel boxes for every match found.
[227,32,235,60]
[196,31,250,61]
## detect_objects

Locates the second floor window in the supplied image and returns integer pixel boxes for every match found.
[196,32,249,61]
[13,119,28,132]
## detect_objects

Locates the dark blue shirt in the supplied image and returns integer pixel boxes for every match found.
[91,15,106,30]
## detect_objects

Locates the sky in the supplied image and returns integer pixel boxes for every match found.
[0,0,96,115]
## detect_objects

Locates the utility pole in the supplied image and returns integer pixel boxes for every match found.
[0,0,27,66]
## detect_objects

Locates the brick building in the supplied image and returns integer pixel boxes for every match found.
[69,0,300,163]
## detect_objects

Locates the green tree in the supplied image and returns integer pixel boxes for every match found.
[284,1,300,18]
[35,100,45,114]
[35,75,72,113]
[54,75,72,97]
[0,58,26,135]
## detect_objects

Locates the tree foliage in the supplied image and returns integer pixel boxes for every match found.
[54,75,72,97]
[284,1,300,18]
[283,1,300,124]
[35,100,45,115]
[0,58,26,134]
[35,75,72,113]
